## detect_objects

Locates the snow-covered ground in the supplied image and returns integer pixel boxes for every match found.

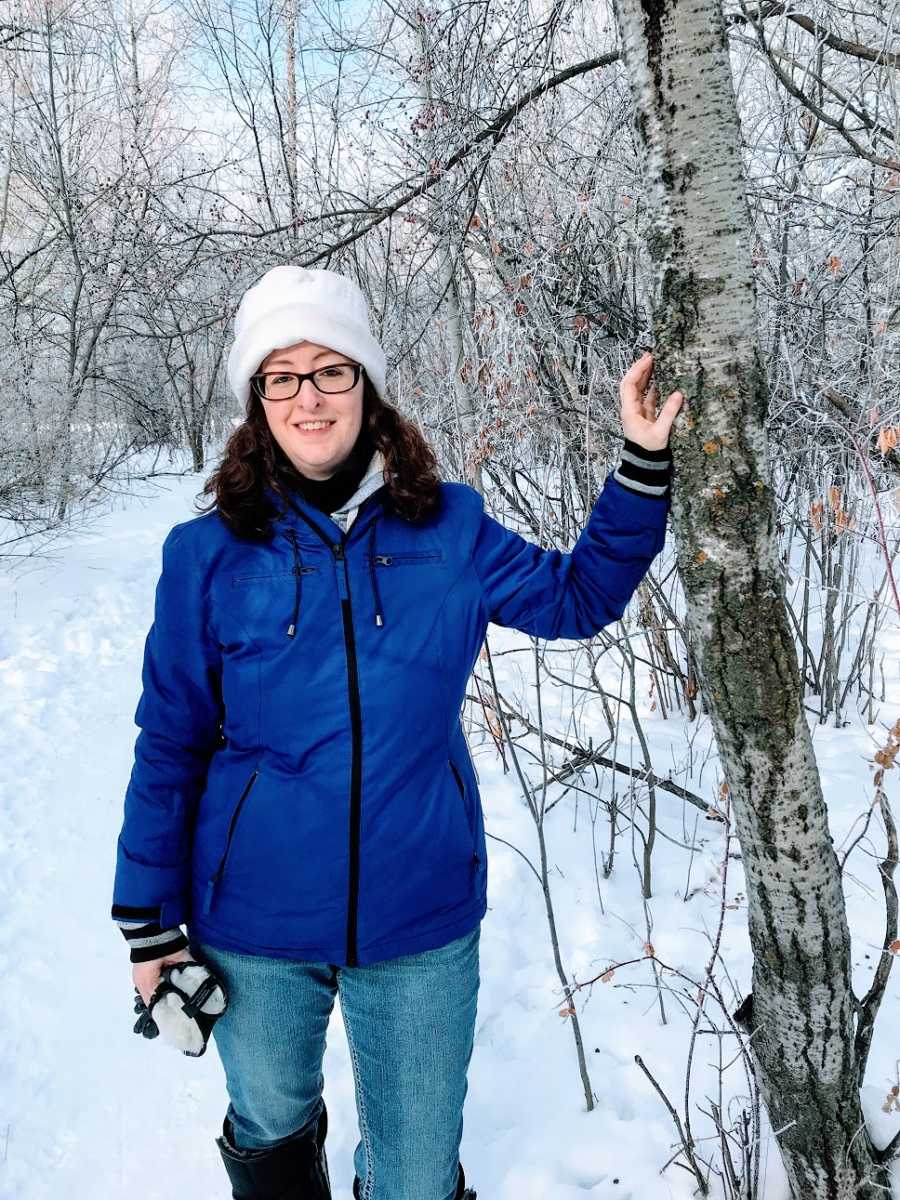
[2,464,900,1199]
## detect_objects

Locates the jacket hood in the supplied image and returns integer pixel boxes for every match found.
[329,447,387,533]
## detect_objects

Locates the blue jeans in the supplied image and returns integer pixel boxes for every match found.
[188,924,480,1200]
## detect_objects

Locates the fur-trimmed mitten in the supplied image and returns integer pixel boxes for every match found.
[133,960,228,1057]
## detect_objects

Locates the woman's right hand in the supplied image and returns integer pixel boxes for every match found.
[133,947,194,1006]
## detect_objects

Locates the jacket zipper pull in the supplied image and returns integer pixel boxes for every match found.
[202,875,218,916]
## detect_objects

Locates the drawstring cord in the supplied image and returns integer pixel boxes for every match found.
[368,518,385,627]
[283,512,386,637]
[286,529,302,638]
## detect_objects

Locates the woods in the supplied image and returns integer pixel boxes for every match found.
[3,0,900,1194]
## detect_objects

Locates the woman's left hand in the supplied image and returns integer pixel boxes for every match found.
[620,351,683,452]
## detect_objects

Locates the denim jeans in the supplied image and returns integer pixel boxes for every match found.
[188,923,480,1200]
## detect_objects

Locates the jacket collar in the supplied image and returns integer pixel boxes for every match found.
[263,450,391,632]
[265,449,388,546]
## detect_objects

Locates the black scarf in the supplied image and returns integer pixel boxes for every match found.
[274,425,377,515]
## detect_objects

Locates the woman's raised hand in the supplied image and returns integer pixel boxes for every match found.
[620,351,683,452]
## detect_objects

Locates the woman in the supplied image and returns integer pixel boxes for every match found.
[111,264,683,1200]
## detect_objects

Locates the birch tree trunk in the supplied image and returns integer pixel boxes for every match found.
[610,0,893,1193]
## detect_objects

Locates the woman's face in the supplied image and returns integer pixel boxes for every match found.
[257,339,364,481]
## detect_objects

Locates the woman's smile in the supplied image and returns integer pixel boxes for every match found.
[292,419,336,435]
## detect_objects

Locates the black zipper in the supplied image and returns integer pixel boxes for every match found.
[278,499,374,967]
[449,758,480,869]
[334,541,363,966]
[371,550,442,566]
[202,769,260,915]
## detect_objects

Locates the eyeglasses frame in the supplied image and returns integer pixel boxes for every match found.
[250,361,365,401]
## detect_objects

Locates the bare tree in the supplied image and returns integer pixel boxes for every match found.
[611,0,896,1192]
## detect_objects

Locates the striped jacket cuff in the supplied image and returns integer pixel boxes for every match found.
[613,437,672,499]
[112,904,188,964]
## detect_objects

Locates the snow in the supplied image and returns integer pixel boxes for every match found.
[2,463,900,1198]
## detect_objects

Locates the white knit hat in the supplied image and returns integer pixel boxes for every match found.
[226,265,387,406]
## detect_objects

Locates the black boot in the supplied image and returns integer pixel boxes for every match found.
[216,1102,332,1199]
[351,1160,475,1199]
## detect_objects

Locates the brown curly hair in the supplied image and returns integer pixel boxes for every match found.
[195,373,443,541]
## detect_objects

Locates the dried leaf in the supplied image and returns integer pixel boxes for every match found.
[877,427,899,455]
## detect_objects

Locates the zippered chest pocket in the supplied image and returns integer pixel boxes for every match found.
[231,567,319,585]
[368,550,444,567]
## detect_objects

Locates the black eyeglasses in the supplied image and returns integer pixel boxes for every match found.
[251,362,364,401]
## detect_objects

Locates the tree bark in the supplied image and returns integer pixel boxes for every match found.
[610,0,892,1193]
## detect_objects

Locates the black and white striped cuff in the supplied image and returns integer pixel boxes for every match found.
[613,437,672,499]
[112,904,188,964]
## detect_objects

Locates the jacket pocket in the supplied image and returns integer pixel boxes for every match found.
[202,769,260,914]
[370,550,443,566]
[448,757,477,856]
[232,567,319,585]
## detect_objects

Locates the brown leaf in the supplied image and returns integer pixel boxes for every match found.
[877,427,899,455]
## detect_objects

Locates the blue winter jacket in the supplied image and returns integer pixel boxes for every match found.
[112,470,668,966]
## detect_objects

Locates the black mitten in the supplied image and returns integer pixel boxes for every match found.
[132,960,228,1057]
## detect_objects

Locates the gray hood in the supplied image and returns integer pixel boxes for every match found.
[330,448,387,533]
